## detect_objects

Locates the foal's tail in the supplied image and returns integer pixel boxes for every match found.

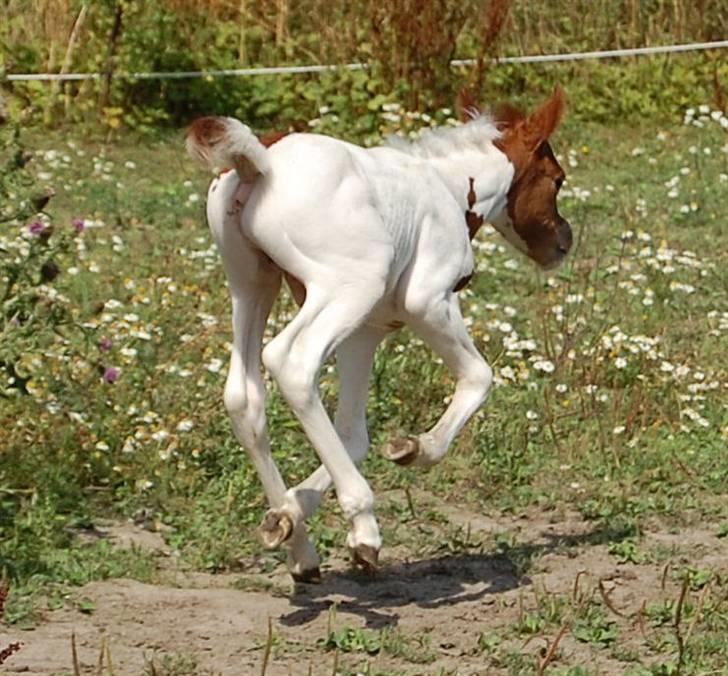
[186,117,271,182]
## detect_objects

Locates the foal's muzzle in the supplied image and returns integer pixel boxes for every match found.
[558,219,573,254]
[540,219,573,270]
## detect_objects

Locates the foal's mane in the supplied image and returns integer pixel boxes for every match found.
[386,116,501,158]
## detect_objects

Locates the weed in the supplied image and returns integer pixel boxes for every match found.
[517,610,547,635]
[608,538,647,564]
[475,631,501,656]
[144,652,217,676]
[322,626,383,655]
[678,566,712,591]
[548,668,591,676]
[320,625,435,665]
[572,606,618,648]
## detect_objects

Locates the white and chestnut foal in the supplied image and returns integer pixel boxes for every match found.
[187,87,572,582]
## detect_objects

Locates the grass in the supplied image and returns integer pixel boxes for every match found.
[0,101,727,675]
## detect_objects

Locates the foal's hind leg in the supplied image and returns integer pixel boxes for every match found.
[284,325,386,521]
[262,290,385,570]
[209,194,319,580]
[383,293,493,467]
[224,277,319,580]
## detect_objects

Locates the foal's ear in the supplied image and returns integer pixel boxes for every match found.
[521,85,566,152]
[456,88,482,122]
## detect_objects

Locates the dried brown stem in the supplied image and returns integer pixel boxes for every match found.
[71,632,81,676]
[661,563,670,591]
[572,570,587,601]
[536,625,568,676]
[260,617,273,676]
[599,578,628,618]
[673,577,689,673]
[684,581,710,647]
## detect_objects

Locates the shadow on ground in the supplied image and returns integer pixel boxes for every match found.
[281,552,522,628]
[280,518,638,628]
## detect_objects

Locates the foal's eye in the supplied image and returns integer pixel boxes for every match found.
[555,177,564,190]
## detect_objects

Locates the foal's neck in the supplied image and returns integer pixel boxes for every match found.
[427,143,515,223]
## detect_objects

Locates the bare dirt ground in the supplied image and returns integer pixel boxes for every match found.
[2,499,726,676]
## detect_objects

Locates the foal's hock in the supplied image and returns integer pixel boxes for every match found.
[187,88,572,582]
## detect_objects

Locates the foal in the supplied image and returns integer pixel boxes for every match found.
[187,87,572,582]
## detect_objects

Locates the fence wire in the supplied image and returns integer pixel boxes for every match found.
[5,40,728,83]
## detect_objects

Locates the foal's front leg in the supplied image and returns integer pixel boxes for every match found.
[383,293,493,467]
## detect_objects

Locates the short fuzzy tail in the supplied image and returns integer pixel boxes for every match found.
[186,117,270,181]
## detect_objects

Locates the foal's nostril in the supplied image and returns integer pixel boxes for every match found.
[558,220,573,253]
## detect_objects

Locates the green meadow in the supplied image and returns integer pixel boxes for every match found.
[1,98,726,674]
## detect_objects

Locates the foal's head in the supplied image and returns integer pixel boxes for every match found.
[465,87,573,270]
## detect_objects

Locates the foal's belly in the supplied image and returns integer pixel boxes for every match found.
[363,296,407,332]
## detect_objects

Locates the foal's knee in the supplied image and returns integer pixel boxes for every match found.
[467,360,493,402]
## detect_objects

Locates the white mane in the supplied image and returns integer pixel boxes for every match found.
[386,116,501,158]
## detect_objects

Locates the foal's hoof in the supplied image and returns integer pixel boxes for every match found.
[382,435,419,466]
[291,567,322,584]
[258,510,294,549]
[351,544,379,574]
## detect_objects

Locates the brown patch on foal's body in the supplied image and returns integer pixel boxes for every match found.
[187,116,229,151]
[259,130,289,148]
[284,272,307,306]
[188,120,291,178]
[260,120,307,148]
[465,177,485,240]
[454,177,485,292]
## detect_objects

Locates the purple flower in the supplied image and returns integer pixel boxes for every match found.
[28,221,45,235]
[103,366,120,383]
[72,217,85,233]
[98,336,113,351]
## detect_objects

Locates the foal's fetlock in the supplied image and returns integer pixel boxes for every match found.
[350,543,379,574]
[258,509,295,549]
[381,435,420,466]
[290,566,322,584]
[287,530,322,584]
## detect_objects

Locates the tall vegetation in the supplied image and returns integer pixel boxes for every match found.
[1,1,726,129]
[0,0,728,129]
